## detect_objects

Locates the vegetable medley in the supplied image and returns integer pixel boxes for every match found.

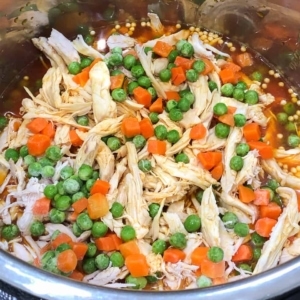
[1,13,300,290]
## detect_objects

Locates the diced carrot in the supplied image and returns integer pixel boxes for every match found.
[174,56,194,70]
[133,86,152,107]
[222,62,241,73]
[152,41,173,58]
[165,91,180,101]
[71,197,88,214]
[27,134,51,156]
[260,202,282,220]
[248,141,274,159]
[139,118,154,139]
[26,118,48,134]
[212,277,227,285]
[52,233,73,250]
[33,256,41,268]
[107,233,123,250]
[219,68,237,84]
[149,97,163,113]
[202,58,214,75]
[88,58,102,69]
[68,211,79,222]
[218,113,235,126]
[190,123,207,140]
[191,246,209,267]
[95,236,116,252]
[118,26,129,35]
[194,267,202,277]
[40,242,51,255]
[147,140,167,155]
[255,217,277,238]
[73,68,90,87]
[227,106,237,114]
[201,258,225,279]
[90,179,110,195]
[235,53,254,68]
[238,185,256,203]
[13,120,21,132]
[119,240,140,258]
[69,129,83,147]
[69,270,84,281]
[232,244,253,262]
[72,242,88,260]
[110,73,125,90]
[163,248,186,263]
[41,122,55,139]
[210,161,224,181]
[32,197,51,216]
[243,123,261,142]
[121,117,141,138]
[87,193,109,219]
[57,249,78,273]
[253,189,270,206]
[125,254,149,277]
[171,66,186,86]
[197,151,222,170]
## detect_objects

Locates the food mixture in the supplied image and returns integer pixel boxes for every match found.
[0,13,300,291]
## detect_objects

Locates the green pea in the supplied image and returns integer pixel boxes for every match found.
[230,155,244,171]
[68,62,81,75]
[169,232,187,249]
[72,222,83,237]
[251,232,266,247]
[222,212,238,229]
[193,60,205,73]
[92,221,108,238]
[19,145,29,158]
[49,208,66,224]
[133,135,146,149]
[195,190,204,203]
[235,81,247,90]
[56,243,72,253]
[92,171,99,180]
[253,248,261,260]
[146,274,159,284]
[236,143,250,157]
[167,63,176,70]
[24,155,35,166]
[239,263,252,272]
[166,100,178,112]
[179,90,195,105]
[1,224,20,241]
[84,34,94,45]
[125,275,147,289]
[85,178,96,192]
[28,162,42,177]
[110,202,124,218]
[168,49,179,63]
[109,53,123,66]
[128,81,139,95]
[95,253,110,270]
[213,103,228,116]
[44,184,58,200]
[152,239,167,255]
[276,112,288,125]
[38,157,54,167]
[169,108,183,122]
[144,47,153,55]
[215,123,230,139]
[107,137,121,151]
[76,115,89,126]
[176,39,187,51]
[234,222,249,237]
[175,153,190,164]
[154,124,168,140]
[131,65,145,78]
[0,116,8,130]
[149,112,159,124]
[41,251,55,268]
[197,275,212,288]
[110,251,124,267]
[41,166,55,178]
[111,47,122,54]
[56,181,65,195]
[266,179,280,191]
[244,90,259,105]
[159,69,172,82]
[234,114,247,127]
[124,54,137,70]
[285,121,296,133]
[186,69,199,82]
[288,134,300,147]
[120,225,136,242]
[54,194,61,202]
[5,148,19,163]
[112,88,127,102]
[80,57,93,69]
[221,83,234,97]
[63,178,80,194]
[77,213,93,231]
[46,146,62,162]
[184,215,201,232]
[82,257,97,274]
[55,195,72,211]
[85,243,97,257]
[60,166,74,180]
[78,164,93,181]
[208,81,218,92]
[283,102,296,115]
[233,88,245,101]
[137,76,151,88]
[111,69,123,76]
[149,203,160,219]
[167,130,180,144]
[147,87,157,100]
[207,246,224,263]
[180,42,194,58]
[177,98,191,112]
[138,159,152,173]
[250,71,263,82]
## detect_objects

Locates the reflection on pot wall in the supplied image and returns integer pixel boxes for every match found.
[0,0,299,97]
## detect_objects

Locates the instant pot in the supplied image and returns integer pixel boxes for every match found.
[0,0,300,299]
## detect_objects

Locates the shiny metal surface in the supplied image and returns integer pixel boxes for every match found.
[0,0,300,299]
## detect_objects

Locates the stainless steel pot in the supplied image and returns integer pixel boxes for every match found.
[0,0,300,299]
